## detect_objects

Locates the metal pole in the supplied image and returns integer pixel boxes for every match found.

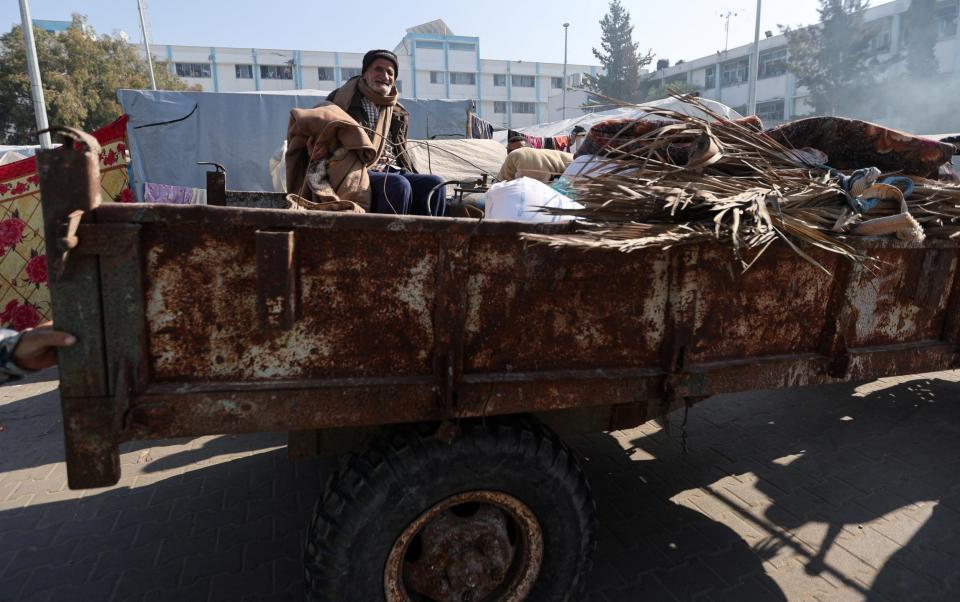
[18,0,51,148]
[137,0,157,90]
[562,22,569,120]
[747,0,762,115]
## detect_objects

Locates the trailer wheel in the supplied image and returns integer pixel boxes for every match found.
[304,417,596,601]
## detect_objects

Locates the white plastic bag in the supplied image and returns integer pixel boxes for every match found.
[484,177,583,223]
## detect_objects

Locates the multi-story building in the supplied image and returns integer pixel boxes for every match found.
[147,19,598,129]
[643,0,960,129]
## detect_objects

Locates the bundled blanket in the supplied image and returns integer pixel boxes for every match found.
[285,102,378,210]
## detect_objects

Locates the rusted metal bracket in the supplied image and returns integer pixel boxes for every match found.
[818,259,856,379]
[198,162,226,206]
[256,230,297,330]
[941,252,960,368]
[432,234,472,421]
[37,124,109,400]
[61,395,121,488]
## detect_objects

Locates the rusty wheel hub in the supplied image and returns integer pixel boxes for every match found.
[385,491,543,602]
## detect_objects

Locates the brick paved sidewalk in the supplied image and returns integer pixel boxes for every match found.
[1,369,958,601]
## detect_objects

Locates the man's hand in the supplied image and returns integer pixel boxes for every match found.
[13,322,76,371]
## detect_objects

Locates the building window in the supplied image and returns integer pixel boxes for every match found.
[175,62,211,78]
[416,40,444,50]
[731,105,748,117]
[665,73,687,85]
[551,77,563,89]
[704,65,716,88]
[260,64,293,80]
[430,71,445,84]
[512,101,536,114]
[317,66,334,81]
[494,101,507,113]
[340,67,361,79]
[493,74,507,87]
[448,42,476,52]
[756,99,785,122]
[758,47,788,79]
[721,57,749,87]
[939,0,959,38]
[235,64,253,79]
[450,72,476,85]
[512,75,535,88]
[865,17,892,53]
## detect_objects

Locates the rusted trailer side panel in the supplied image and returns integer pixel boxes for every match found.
[36,140,960,488]
[97,203,960,421]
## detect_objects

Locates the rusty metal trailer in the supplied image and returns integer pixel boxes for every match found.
[38,130,960,601]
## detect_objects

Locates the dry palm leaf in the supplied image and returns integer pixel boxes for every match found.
[525,95,960,271]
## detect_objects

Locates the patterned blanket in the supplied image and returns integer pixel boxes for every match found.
[764,117,954,177]
[0,116,130,330]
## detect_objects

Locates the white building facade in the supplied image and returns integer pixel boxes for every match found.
[148,20,597,129]
[643,0,960,128]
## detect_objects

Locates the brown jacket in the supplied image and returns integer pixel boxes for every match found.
[285,102,378,209]
[326,86,415,172]
[497,147,574,182]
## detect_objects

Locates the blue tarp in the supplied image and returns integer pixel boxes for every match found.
[117,89,472,197]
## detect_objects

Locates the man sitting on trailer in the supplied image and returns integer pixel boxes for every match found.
[326,50,447,216]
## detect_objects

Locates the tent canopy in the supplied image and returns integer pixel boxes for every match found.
[494,97,742,143]
[118,89,473,195]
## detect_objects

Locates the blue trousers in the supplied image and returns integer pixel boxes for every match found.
[368,171,447,216]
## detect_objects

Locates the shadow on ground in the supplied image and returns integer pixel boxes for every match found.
[591,376,960,600]
[1,374,958,600]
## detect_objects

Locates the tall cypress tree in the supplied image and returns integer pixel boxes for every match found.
[589,0,653,103]
[784,0,875,117]
[904,0,939,77]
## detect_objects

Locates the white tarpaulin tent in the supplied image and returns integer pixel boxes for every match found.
[493,97,742,143]
[405,139,507,183]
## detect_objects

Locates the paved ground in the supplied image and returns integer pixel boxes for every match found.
[1,369,959,601]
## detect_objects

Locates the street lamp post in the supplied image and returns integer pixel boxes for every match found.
[747,0,762,116]
[18,0,51,148]
[137,0,158,91]
[562,22,569,120]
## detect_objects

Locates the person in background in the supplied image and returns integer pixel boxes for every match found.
[326,50,447,216]
[506,135,528,154]
[0,323,75,384]
[497,146,574,183]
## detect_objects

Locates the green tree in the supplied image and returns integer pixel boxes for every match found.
[883,0,957,133]
[903,0,939,77]
[0,14,193,145]
[588,0,654,103]
[643,81,701,102]
[783,0,876,117]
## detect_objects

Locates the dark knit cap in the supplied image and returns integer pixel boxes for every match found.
[362,49,399,74]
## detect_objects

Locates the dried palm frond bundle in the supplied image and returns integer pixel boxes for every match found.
[524,95,960,271]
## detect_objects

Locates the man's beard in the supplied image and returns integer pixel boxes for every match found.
[367,79,391,94]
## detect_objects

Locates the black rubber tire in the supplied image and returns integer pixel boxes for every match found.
[303,416,597,601]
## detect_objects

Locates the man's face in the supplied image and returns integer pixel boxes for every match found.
[363,58,395,95]
[507,140,526,154]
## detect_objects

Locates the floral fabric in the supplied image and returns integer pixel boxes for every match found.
[764,117,955,177]
[0,116,130,330]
